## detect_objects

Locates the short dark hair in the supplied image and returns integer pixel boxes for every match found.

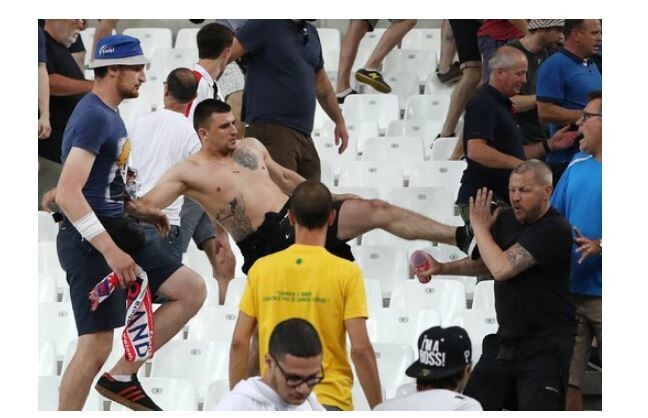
[268,318,322,360]
[93,66,109,79]
[416,369,465,391]
[563,19,585,38]
[193,98,232,132]
[197,23,234,59]
[290,180,334,230]
[166,67,198,103]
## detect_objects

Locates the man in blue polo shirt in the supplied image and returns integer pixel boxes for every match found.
[536,19,602,165]
[456,46,578,224]
[551,91,602,411]
[229,20,349,181]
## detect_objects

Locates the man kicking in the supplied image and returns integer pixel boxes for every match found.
[138,99,473,271]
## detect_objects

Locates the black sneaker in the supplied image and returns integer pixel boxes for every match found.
[436,61,462,84]
[354,68,392,93]
[95,373,162,411]
[337,89,358,104]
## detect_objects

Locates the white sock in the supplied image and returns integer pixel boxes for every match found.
[109,373,133,382]
[336,88,353,97]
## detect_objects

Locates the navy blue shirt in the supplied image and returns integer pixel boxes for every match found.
[38,25,46,63]
[236,20,324,135]
[61,93,130,217]
[457,84,525,204]
[492,208,576,340]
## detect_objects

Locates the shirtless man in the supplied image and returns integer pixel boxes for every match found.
[139,99,473,272]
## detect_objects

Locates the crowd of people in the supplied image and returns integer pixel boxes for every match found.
[38,19,602,411]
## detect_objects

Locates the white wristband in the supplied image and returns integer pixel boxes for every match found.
[72,211,106,241]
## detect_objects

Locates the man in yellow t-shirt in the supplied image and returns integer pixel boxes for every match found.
[229,180,382,411]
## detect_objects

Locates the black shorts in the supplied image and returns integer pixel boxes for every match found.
[463,333,575,411]
[449,19,482,64]
[57,220,183,336]
[236,200,354,274]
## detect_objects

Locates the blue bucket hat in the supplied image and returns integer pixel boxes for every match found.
[89,34,148,68]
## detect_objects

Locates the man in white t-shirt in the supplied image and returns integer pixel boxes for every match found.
[128,67,201,261]
[374,326,483,411]
[212,318,326,411]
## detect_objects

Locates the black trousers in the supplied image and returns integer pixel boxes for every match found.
[463,333,575,411]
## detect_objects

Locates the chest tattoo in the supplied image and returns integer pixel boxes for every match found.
[233,147,259,170]
[215,193,254,241]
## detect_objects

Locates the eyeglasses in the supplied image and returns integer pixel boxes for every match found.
[580,111,602,122]
[270,354,324,388]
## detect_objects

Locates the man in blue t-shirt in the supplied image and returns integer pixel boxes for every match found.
[536,19,602,165]
[229,20,349,181]
[54,35,206,411]
[551,91,602,411]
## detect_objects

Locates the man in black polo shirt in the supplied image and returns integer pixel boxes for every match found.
[456,46,577,223]
[413,160,576,410]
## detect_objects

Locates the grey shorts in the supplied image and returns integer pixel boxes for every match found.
[179,197,215,251]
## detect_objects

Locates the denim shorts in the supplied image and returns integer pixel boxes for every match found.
[57,220,183,336]
[142,224,182,263]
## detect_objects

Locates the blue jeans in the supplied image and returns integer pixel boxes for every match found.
[142,224,182,263]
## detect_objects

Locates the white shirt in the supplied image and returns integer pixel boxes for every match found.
[128,109,201,226]
[186,63,223,121]
[373,389,483,411]
[211,377,325,411]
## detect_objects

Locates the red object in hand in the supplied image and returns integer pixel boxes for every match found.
[410,250,432,284]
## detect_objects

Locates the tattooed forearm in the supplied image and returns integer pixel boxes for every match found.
[505,244,537,276]
[233,147,259,170]
[215,193,255,241]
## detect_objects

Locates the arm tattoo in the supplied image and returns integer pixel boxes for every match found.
[233,147,259,170]
[215,193,255,241]
[505,243,538,276]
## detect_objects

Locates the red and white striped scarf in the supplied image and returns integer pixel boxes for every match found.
[89,266,155,362]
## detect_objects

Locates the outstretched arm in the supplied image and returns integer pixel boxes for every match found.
[138,163,189,211]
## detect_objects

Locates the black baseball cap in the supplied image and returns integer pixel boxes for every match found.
[405,326,472,380]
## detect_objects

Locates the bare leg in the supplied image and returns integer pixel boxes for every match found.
[440,63,481,137]
[364,19,417,69]
[213,234,236,305]
[226,90,245,139]
[566,386,584,410]
[59,330,113,410]
[336,20,369,93]
[108,266,206,375]
[336,199,457,245]
[438,20,456,74]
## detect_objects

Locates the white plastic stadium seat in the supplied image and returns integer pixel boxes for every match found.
[223,277,247,307]
[174,28,200,49]
[352,28,387,74]
[203,379,232,410]
[342,94,400,132]
[429,137,460,161]
[345,119,380,155]
[408,160,467,200]
[317,28,341,72]
[372,343,416,398]
[39,375,103,411]
[352,245,410,298]
[187,305,239,342]
[366,308,441,356]
[401,28,442,57]
[150,340,230,403]
[314,135,359,176]
[405,94,451,123]
[122,28,173,59]
[148,48,198,80]
[110,377,198,411]
[38,302,77,361]
[337,160,404,199]
[38,339,58,376]
[389,279,467,326]
[386,186,456,222]
[386,119,443,143]
[365,71,420,110]
[39,273,58,303]
[38,211,58,242]
[363,278,385,314]
[383,49,438,84]
[79,27,116,67]
[452,308,498,363]
[361,137,425,178]
[472,280,495,310]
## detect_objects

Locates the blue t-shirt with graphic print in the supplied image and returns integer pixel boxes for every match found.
[61,93,130,217]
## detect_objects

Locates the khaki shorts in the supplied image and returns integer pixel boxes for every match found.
[568,295,602,388]
[244,122,320,181]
